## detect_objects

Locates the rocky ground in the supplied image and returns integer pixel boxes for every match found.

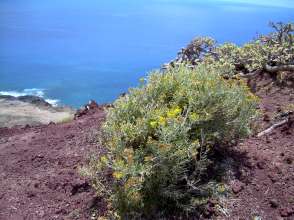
[0,103,106,220]
[223,72,294,220]
[0,72,293,220]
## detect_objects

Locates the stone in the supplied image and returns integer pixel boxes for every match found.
[257,161,266,169]
[232,181,245,194]
[269,199,279,208]
[280,207,294,217]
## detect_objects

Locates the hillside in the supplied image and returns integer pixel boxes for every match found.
[0,71,293,220]
[0,103,105,220]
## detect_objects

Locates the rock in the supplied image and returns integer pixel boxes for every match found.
[263,114,271,122]
[34,182,39,188]
[0,95,18,101]
[280,207,294,217]
[74,100,100,119]
[257,161,266,169]
[87,100,99,109]
[252,216,262,220]
[285,157,293,164]
[119,92,127,98]
[74,107,87,119]
[71,180,90,195]
[268,174,278,183]
[269,199,279,208]
[18,95,52,107]
[232,181,245,194]
[55,208,67,215]
[26,190,36,198]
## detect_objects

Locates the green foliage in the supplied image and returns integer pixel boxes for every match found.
[176,37,216,65]
[84,65,258,219]
[174,22,294,75]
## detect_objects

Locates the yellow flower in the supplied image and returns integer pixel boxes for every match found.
[217,184,226,193]
[158,116,166,126]
[112,171,124,180]
[247,93,259,102]
[167,106,182,118]
[114,159,125,167]
[100,156,108,164]
[190,112,200,121]
[174,106,182,114]
[150,121,157,128]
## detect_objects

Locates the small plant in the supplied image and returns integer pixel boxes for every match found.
[83,65,258,219]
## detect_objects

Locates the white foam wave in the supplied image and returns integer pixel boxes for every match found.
[0,88,59,107]
[45,99,59,107]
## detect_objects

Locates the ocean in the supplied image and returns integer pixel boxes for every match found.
[0,0,293,107]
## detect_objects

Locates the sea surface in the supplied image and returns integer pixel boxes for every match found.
[0,0,293,107]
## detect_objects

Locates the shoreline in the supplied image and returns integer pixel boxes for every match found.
[0,95,76,128]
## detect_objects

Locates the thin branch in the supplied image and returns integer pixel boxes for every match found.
[265,64,294,73]
[257,118,289,137]
[238,70,262,78]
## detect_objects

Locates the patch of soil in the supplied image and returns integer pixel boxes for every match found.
[0,104,106,220]
[222,72,294,220]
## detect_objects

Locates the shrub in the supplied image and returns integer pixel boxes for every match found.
[83,65,258,219]
[176,37,216,65]
[173,22,294,75]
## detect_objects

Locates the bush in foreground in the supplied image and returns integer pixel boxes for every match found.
[83,65,258,219]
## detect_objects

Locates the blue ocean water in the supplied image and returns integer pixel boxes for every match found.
[0,0,293,107]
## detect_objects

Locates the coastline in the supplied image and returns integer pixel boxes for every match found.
[0,95,75,128]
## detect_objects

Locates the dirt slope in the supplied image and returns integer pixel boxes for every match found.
[0,105,105,220]
[224,72,294,220]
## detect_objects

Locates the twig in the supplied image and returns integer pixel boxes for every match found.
[265,64,294,73]
[238,70,261,78]
[257,118,289,137]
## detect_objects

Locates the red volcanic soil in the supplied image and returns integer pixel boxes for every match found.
[0,72,293,220]
[0,105,106,220]
[225,72,294,220]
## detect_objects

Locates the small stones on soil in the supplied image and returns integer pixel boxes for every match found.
[268,174,278,183]
[285,157,293,164]
[232,181,245,194]
[279,207,294,217]
[269,199,279,208]
[257,161,267,169]
[263,114,271,122]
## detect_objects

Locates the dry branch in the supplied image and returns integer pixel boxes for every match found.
[265,64,294,73]
[257,118,289,137]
